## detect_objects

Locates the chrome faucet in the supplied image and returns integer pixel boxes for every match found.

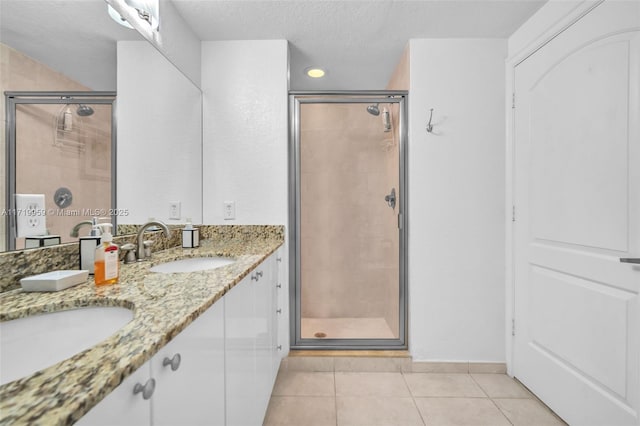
[70,220,93,237]
[136,220,170,261]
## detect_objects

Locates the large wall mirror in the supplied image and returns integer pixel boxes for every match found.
[1,0,203,252]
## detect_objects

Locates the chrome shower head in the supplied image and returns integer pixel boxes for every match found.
[366,104,380,116]
[76,104,94,116]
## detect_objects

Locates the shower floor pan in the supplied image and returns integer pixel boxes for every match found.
[301,317,395,339]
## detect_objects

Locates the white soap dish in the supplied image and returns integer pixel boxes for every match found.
[20,270,89,292]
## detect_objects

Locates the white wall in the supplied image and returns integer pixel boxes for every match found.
[408,39,506,362]
[201,40,289,225]
[117,41,202,225]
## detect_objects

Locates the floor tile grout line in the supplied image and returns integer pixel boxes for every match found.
[402,370,428,425]
[488,397,516,426]
[469,372,491,398]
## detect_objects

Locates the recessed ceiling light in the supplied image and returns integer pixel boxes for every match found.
[306,68,326,78]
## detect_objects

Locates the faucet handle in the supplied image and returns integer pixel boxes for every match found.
[121,243,137,264]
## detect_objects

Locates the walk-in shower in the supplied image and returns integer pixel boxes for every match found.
[290,92,408,349]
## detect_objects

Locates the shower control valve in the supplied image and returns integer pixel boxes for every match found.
[384,188,396,209]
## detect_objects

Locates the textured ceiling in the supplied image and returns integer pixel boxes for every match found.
[0,0,546,91]
[172,0,547,90]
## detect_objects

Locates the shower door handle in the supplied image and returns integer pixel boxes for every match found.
[384,188,396,209]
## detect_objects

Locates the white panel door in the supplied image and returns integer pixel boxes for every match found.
[513,1,640,425]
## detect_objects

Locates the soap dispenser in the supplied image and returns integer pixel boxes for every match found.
[182,218,199,248]
[79,217,102,274]
[94,224,119,286]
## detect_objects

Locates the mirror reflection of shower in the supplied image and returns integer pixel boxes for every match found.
[367,103,392,133]
[59,100,96,133]
[5,92,116,250]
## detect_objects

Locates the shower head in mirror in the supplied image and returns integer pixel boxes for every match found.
[366,104,380,116]
[76,105,94,116]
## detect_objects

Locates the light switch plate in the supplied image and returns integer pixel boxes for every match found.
[169,201,181,220]
[223,201,235,220]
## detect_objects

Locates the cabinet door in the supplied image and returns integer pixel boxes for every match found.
[225,275,257,426]
[152,301,225,426]
[275,247,287,370]
[77,361,152,426]
[254,255,276,422]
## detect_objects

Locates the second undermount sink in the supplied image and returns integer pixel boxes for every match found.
[149,257,236,273]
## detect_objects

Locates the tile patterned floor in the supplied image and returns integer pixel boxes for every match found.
[264,371,567,426]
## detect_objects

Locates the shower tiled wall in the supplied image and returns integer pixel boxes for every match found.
[300,102,400,338]
[0,43,111,250]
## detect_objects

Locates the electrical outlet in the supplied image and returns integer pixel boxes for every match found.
[223,201,235,220]
[15,194,47,237]
[169,201,181,220]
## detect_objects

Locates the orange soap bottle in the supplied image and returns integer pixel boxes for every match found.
[94,224,119,286]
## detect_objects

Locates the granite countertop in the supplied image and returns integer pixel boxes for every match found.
[0,233,283,425]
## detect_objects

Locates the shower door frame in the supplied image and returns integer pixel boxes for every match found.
[289,91,408,350]
[5,91,117,250]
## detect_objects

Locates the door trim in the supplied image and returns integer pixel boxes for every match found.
[288,91,408,350]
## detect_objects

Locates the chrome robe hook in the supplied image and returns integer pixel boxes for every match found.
[426,108,434,133]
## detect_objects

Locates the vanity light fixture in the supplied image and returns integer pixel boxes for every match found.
[306,67,326,78]
[107,0,159,31]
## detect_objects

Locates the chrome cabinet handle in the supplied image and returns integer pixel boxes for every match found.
[256,271,263,278]
[620,258,640,264]
[276,283,282,288]
[251,273,258,281]
[276,257,282,262]
[162,353,181,371]
[133,378,156,400]
[276,309,282,314]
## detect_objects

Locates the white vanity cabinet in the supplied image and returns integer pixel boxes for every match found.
[78,300,224,426]
[254,254,277,417]
[78,250,283,426]
[77,360,152,426]
[275,247,288,363]
[224,272,259,426]
[152,300,225,426]
[225,252,281,426]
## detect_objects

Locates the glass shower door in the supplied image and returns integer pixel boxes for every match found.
[292,93,407,348]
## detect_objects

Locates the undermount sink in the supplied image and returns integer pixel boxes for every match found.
[0,306,133,385]
[149,257,236,273]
